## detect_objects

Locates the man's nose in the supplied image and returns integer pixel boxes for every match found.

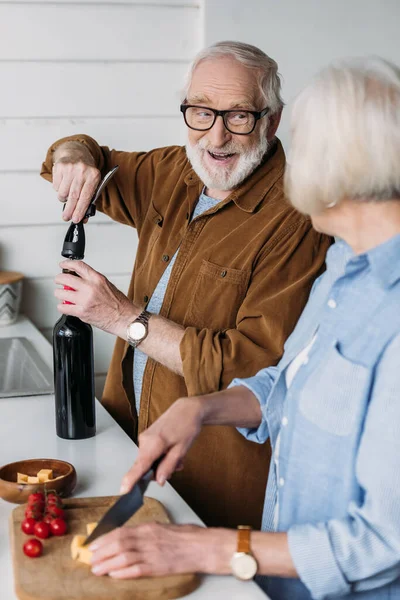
[207,115,232,147]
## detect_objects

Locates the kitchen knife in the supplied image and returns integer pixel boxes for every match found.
[82,457,163,546]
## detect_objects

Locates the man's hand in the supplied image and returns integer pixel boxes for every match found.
[52,141,101,223]
[120,397,205,493]
[89,523,234,579]
[54,259,139,337]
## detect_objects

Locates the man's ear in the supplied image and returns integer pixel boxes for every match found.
[267,109,283,141]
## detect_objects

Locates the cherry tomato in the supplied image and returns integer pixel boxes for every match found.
[46,506,65,519]
[21,518,36,535]
[23,539,43,558]
[46,493,62,507]
[34,521,51,539]
[24,507,43,520]
[50,518,67,536]
[43,514,53,525]
[28,492,45,505]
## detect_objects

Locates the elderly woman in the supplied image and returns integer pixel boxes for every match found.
[89,57,400,599]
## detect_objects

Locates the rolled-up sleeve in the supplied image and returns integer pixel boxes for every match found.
[40,135,174,232]
[288,332,400,599]
[228,366,279,444]
[180,220,330,397]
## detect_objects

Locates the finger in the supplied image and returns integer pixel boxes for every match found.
[66,176,85,223]
[90,527,135,554]
[155,446,186,485]
[92,551,140,576]
[62,194,79,222]
[120,459,153,495]
[54,273,81,289]
[120,444,164,494]
[57,176,72,205]
[54,288,79,304]
[59,260,96,280]
[72,177,99,224]
[56,302,82,318]
[109,563,151,579]
[52,164,63,192]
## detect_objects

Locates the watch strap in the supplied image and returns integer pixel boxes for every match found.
[237,526,252,553]
[127,309,152,348]
[135,309,151,327]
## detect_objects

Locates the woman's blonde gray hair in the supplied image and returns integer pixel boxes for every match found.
[182,40,284,115]
[285,57,400,215]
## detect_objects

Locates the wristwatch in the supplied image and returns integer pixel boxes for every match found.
[230,525,258,581]
[126,310,152,348]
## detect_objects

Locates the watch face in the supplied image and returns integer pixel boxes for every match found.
[129,321,146,341]
[230,552,258,581]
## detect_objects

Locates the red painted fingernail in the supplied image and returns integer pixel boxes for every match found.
[63,285,75,305]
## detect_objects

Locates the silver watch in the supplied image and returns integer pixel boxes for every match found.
[126,310,152,348]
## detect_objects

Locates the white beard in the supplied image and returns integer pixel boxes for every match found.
[185,133,269,191]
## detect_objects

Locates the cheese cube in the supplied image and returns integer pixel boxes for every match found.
[37,469,53,482]
[70,534,93,565]
[71,535,86,560]
[86,522,98,536]
[27,476,39,484]
[77,546,93,566]
[17,473,28,484]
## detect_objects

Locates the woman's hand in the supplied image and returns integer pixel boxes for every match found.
[120,397,205,493]
[90,523,235,579]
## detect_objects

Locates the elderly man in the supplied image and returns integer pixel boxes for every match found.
[41,41,330,529]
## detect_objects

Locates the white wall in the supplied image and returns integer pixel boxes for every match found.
[2,0,399,398]
[204,0,400,148]
[0,0,202,397]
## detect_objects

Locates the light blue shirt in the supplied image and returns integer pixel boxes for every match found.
[133,190,220,414]
[231,235,400,600]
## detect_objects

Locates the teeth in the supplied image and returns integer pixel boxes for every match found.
[210,152,231,158]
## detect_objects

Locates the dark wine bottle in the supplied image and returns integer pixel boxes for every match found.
[53,221,96,439]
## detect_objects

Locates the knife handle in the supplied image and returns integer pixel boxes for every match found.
[150,456,164,475]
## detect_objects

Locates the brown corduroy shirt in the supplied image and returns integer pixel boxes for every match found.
[41,137,331,529]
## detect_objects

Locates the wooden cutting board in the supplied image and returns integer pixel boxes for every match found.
[10,496,200,600]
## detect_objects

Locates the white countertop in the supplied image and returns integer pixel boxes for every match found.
[0,316,267,600]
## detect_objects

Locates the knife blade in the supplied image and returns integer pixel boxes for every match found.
[82,457,162,546]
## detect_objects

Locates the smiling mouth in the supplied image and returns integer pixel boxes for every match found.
[207,150,236,161]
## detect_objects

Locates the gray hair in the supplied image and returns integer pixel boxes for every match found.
[285,57,400,215]
[181,40,284,114]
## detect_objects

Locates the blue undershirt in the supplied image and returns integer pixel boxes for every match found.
[133,189,220,414]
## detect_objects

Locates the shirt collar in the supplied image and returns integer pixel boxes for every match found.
[184,138,286,213]
[364,233,400,289]
[325,238,354,273]
[329,234,400,289]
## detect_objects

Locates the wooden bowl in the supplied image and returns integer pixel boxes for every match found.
[0,458,77,504]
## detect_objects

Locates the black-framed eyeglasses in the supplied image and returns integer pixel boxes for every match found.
[180,104,269,135]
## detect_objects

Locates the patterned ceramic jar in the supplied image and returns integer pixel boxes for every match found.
[0,272,24,326]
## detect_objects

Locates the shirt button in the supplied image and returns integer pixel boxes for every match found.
[155,216,162,224]
[279,477,285,487]
[327,298,337,309]
[220,270,227,278]
[303,357,309,365]
[281,416,288,426]
[143,295,149,303]
[162,254,170,262]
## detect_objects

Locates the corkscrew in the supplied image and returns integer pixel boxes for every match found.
[61,165,119,260]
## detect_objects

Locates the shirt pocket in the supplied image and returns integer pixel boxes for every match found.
[135,203,163,276]
[298,343,370,437]
[183,259,251,330]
